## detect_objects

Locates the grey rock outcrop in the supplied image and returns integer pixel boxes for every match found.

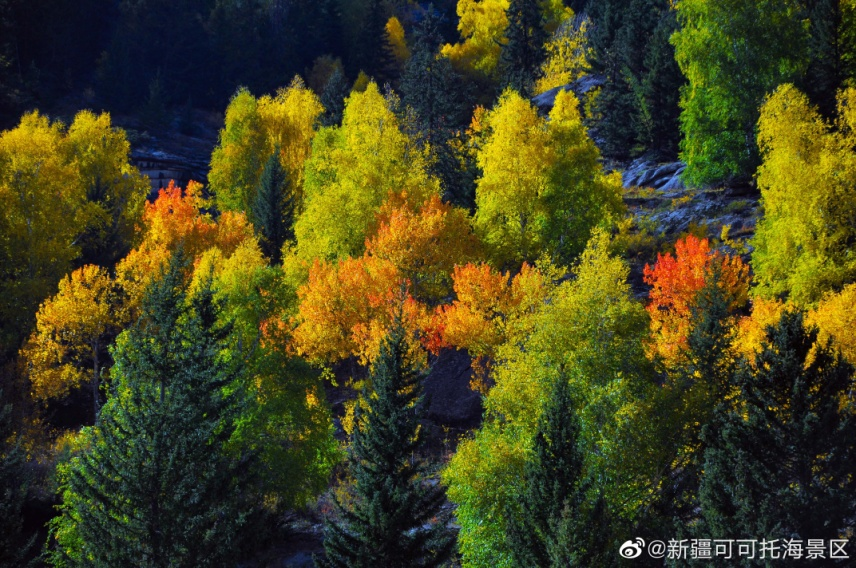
[531,74,606,114]
[622,158,686,193]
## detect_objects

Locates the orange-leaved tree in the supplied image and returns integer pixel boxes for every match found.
[643,235,749,364]
[431,262,552,392]
[116,181,255,312]
[292,192,482,367]
[290,255,431,368]
[366,193,482,304]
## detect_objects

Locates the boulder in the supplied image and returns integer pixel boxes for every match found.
[531,74,606,114]
[423,349,482,428]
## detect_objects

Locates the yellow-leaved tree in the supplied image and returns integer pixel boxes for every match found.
[209,77,323,220]
[293,82,440,262]
[385,16,411,64]
[0,110,146,355]
[64,110,149,266]
[535,15,591,94]
[22,265,127,422]
[752,84,856,306]
[441,0,571,81]
[473,89,623,267]
[807,283,856,364]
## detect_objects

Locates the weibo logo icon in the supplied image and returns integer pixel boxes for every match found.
[619,538,646,559]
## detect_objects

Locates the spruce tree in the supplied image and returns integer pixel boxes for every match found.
[0,389,36,568]
[699,311,856,542]
[655,265,738,526]
[252,148,293,265]
[401,11,468,146]
[47,255,255,568]
[506,374,615,568]
[320,67,350,127]
[639,9,684,158]
[400,10,473,209]
[587,0,682,159]
[318,317,454,568]
[500,0,547,97]
[352,0,395,83]
[802,0,856,118]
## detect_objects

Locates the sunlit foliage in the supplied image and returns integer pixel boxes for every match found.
[808,283,856,364]
[294,82,439,262]
[22,266,127,421]
[441,0,571,80]
[473,89,623,267]
[116,181,256,313]
[535,15,591,95]
[672,0,808,184]
[367,194,482,303]
[209,78,323,221]
[753,84,856,306]
[432,262,552,392]
[444,231,656,567]
[0,110,146,355]
[644,235,749,364]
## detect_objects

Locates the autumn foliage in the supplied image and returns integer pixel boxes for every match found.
[807,283,856,364]
[23,265,126,408]
[432,262,551,391]
[367,194,482,303]
[292,194,481,367]
[116,181,255,309]
[291,256,429,367]
[643,235,749,363]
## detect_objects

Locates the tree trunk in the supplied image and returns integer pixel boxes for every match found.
[92,343,100,423]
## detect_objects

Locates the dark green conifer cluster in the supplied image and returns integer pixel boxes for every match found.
[319,315,454,568]
[47,255,257,567]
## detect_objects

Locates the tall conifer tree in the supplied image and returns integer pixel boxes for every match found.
[500,0,547,96]
[47,254,255,568]
[699,311,856,541]
[506,374,614,567]
[320,67,350,127]
[401,10,473,208]
[253,148,293,265]
[0,389,36,568]
[318,315,454,568]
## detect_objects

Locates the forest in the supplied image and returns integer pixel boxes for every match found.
[1,0,856,566]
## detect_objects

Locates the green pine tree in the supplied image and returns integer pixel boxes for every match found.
[657,265,739,526]
[639,9,684,159]
[320,67,350,127]
[401,11,469,145]
[699,311,856,543]
[352,0,394,83]
[802,0,856,118]
[318,316,455,568]
[506,374,615,568]
[400,11,474,209]
[47,254,256,568]
[252,148,293,265]
[587,0,682,159]
[500,0,547,97]
[0,388,37,568]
